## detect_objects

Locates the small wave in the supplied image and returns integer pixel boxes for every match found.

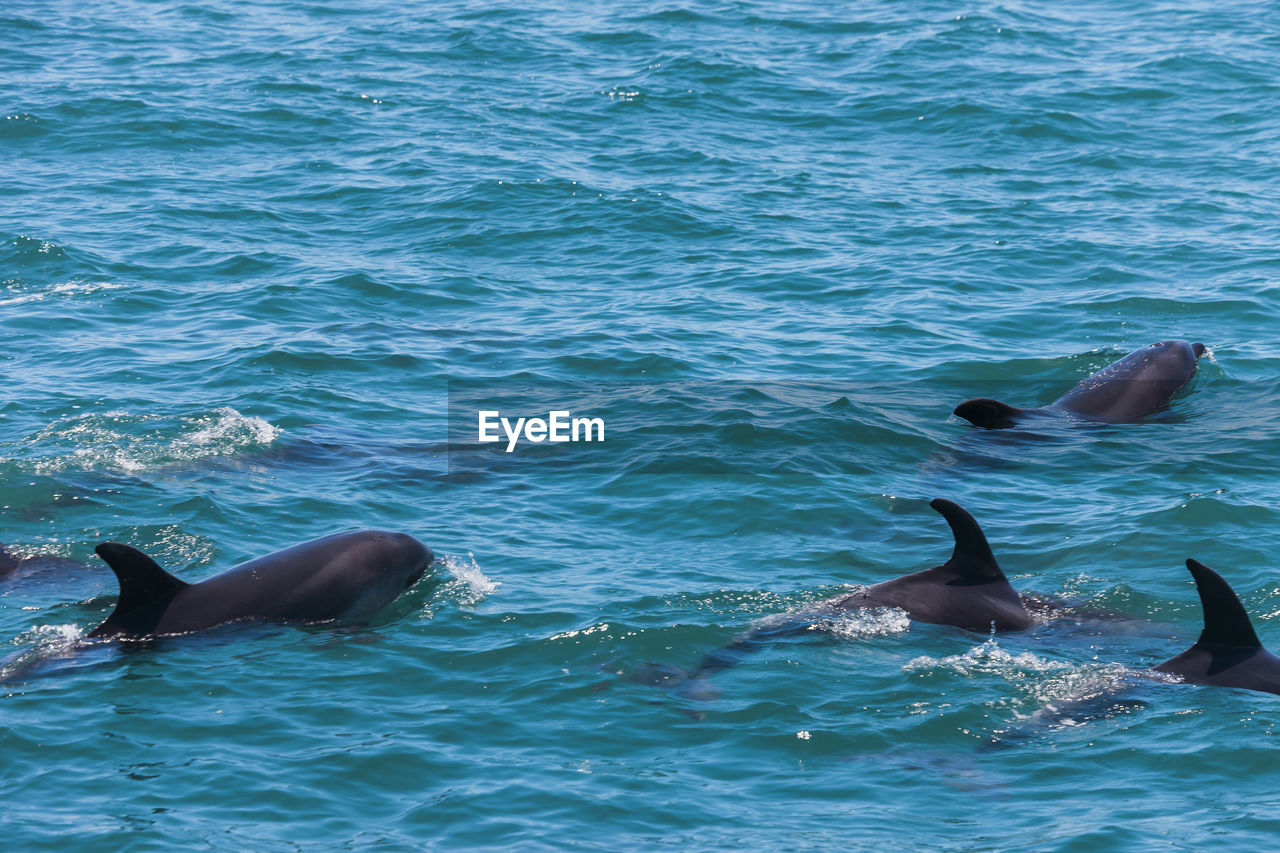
[548,622,610,641]
[436,552,500,606]
[8,407,281,475]
[0,279,125,307]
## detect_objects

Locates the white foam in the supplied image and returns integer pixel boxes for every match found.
[184,407,280,447]
[814,606,912,638]
[1021,662,1145,707]
[0,280,125,307]
[0,623,85,681]
[13,623,84,648]
[549,622,610,641]
[904,635,1072,677]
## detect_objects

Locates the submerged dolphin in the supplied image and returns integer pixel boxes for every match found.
[1153,559,1280,695]
[88,530,433,639]
[954,339,1205,429]
[829,498,1035,632]
[1,544,83,578]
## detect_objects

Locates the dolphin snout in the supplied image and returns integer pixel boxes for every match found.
[405,542,434,588]
[377,531,433,589]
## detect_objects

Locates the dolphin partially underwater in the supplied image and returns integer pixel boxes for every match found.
[684,499,1043,680]
[1152,559,1280,695]
[828,498,1035,632]
[0,544,83,578]
[89,530,434,639]
[954,339,1205,429]
[994,559,1280,740]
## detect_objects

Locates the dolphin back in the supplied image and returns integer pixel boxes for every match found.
[1050,339,1203,421]
[89,543,190,639]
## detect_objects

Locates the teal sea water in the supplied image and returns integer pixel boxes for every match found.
[5,0,1280,848]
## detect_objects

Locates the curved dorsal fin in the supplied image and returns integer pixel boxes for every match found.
[931,498,1004,580]
[953,398,1023,429]
[1187,558,1261,649]
[89,543,189,638]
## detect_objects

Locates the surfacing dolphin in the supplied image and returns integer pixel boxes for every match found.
[685,499,1039,680]
[990,559,1280,741]
[1152,559,1280,695]
[828,498,1035,632]
[88,530,433,639]
[954,339,1205,429]
[0,543,83,578]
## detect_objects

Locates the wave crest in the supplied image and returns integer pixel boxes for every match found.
[6,407,281,475]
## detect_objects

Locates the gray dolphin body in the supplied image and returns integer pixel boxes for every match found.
[1153,559,1280,695]
[88,530,433,639]
[685,499,1036,680]
[830,498,1035,632]
[0,545,82,577]
[954,339,1205,429]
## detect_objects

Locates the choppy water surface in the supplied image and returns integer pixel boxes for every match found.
[4,0,1280,848]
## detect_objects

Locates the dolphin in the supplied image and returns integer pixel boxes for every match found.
[829,498,1036,632]
[0,543,85,578]
[1152,559,1280,695]
[87,530,433,639]
[1,545,22,576]
[954,339,1205,429]
[681,499,1039,682]
[670,499,1039,686]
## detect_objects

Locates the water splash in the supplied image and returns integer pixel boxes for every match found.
[813,606,912,638]
[1,623,86,683]
[436,552,500,606]
[905,635,1072,677]
[6,407,281,475]
[0,279,126,307]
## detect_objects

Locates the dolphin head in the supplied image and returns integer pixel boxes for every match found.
[317,530,435,622]
[389,531,434,589]
[1150,339,1204,363]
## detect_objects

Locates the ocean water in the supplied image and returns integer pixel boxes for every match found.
[4,0,1280,848]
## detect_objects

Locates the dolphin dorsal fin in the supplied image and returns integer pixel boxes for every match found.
[91,543,189,638]
[931,498,1004,580]
[1187,559,1261,649]
[953,398,1023,429]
